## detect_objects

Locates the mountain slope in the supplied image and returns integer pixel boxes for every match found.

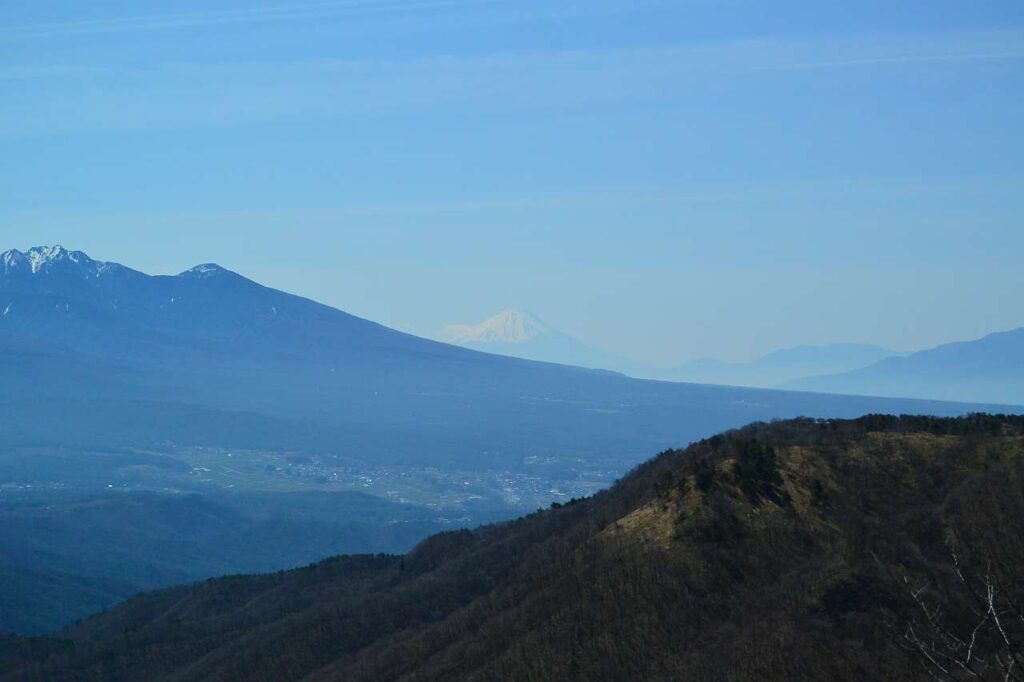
[0,245,464,370]
[787,327,1024,405]
[6,414,1023,681]
[6,245,1016,638]
[0,490,447,635]
[671,343,899,388]
[2,245,1009,475]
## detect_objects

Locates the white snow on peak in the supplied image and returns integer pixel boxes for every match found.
[181,263,226,278]
[26,245,81,273]
[1,245,108,275]
[1,250,26,273]
[440,309,556,345]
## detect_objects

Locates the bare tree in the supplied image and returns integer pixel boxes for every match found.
[904,537,1024,681]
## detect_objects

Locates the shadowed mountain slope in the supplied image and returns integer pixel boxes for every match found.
[5,414,1024,681]
[0,246,1011,471]
[0,490,448,635]
[5,246,1016,642]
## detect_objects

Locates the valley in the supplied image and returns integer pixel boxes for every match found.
[5,2,1021,677]
[1,245,1017,639]
[1,444,618,514]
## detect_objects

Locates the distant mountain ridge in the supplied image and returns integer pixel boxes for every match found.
[787,327,1024,405]
[0,244,474,380]
[2,245,115,276]
[438,309,903,387]
[670,343,900,388]
[0,245,1010,471]
[0,246,1017,640]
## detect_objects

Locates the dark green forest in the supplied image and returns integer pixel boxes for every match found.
[4,414,1024,681]
[0,490,450,634]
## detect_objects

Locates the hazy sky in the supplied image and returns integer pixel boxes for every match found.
[3,0,1023,364]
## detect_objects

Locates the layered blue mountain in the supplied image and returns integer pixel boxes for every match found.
[2,245,1020,634]
[0,245,1014,469]
[786,327,1024,405]
[669,343,899,388]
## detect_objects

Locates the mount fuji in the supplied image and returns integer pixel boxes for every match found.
[0,245,1011,470]
[439,309,642,373]
[1,245,1018,632]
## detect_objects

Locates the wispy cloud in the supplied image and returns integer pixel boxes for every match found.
[0,0,509,40]
[2,27,1021,137]
[757,49,1024,72]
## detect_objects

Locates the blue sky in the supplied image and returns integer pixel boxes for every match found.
[2,0,1023,364]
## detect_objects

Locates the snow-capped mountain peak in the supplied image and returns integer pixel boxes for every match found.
[1,249,27,273]
[1,245,102,275]
[440,309,555,345]
[0,245,245,294]
[437,309,643,374]
[28,245,78,272]
[180,263,228,279]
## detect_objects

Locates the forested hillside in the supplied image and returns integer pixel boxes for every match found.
[6,247,1009,640]
[0,490,448,635]
[4,414,1023,681]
